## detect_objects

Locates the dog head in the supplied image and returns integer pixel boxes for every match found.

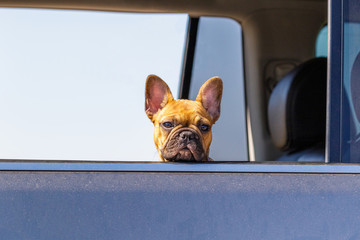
[145,75,223,162]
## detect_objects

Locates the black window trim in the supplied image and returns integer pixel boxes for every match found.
[179,17,199,99]
[327,0,344,163]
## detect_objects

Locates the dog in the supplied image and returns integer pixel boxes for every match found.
[145,75,223,162]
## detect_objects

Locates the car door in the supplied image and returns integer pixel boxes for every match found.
[0,0,360,239]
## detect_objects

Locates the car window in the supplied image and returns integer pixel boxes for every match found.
[341,0,360,162]
[0,8,187,161]
[189,17,248,161]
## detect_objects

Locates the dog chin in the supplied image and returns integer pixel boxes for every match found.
[173,148,195,161]
[162,147,205,162]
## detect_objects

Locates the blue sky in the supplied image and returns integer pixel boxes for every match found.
[0,8,187,160]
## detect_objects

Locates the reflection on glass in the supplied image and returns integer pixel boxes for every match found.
[341,0,360,162]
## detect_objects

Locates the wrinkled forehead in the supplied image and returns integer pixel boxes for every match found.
[157,100,211,123]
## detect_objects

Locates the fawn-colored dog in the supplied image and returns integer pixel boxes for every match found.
[145,75,222,161]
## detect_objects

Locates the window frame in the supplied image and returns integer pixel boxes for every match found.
[326,0,360,163]
[179,17,199,99]
[326,0,342,163]
[0,2,354,171]
[1,160,360,173]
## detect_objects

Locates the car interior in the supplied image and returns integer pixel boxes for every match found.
[0,0,328,162]
[4,1,360,239]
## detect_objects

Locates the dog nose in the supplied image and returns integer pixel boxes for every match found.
[179,131,198,141]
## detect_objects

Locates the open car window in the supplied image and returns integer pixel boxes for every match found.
[0,8,187,161]
[0,8,248,162]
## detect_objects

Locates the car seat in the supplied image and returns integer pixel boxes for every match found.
[267,57,327,161]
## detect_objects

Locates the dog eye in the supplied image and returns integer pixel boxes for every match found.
[162,122,174,129]
[200,124,210,132]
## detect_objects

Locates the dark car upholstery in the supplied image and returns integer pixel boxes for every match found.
[268,57,327,161]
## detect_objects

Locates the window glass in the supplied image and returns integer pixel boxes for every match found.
[341,0,360,162]
[316,25,328,57]
[0,8,187,161]
[189,17,248,161]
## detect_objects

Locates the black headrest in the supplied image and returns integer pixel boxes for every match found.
[268,57,327,152]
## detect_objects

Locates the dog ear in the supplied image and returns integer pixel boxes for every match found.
[196,77,223,123]
[145,75,174,120]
